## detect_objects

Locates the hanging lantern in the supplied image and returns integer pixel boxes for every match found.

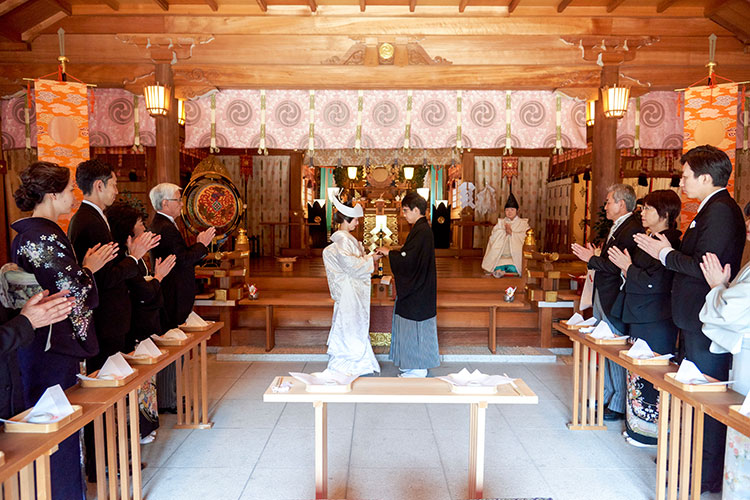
[601,85,630,118]
[583,170,591,181]
[585,100,596,126]
[177,98,186,126]
[144,84,170,117]
[347,166,358,179]
[403,166,414,180]
[637,173,648,186]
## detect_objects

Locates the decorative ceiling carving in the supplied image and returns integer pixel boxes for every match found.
[324,38,452,66]
[560,36,660,66]
[115,34,215,63]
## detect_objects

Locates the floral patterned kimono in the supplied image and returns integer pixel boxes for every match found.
[11,217,99,500]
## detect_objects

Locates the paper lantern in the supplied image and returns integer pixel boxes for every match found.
[144,84,170,117]
[601,85,630,118]
[177,99,186,126]
[403,166,414,180]
[586,100,596,126]
[347,166,358,179]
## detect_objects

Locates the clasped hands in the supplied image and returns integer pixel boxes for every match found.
[374,246,390,259]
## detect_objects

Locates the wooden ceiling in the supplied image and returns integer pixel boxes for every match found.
[0,0,749,98]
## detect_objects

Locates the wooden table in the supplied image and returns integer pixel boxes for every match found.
[263,376,538,499]
[553,322,750,500]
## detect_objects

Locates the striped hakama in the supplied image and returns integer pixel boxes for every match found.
[389,311,440,369]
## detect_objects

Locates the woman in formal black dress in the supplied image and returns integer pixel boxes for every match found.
[106,201,175,443]
[11,161,116,499]
[608,189,682,446]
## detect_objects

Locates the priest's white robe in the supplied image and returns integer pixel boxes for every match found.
[322,230,380,376]
[699,261,750,499]
[481,216,529,274]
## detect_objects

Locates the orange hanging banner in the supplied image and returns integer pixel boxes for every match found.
[680,82,737,233]
[34,79,89,231]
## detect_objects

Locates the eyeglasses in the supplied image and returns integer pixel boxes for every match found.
[165,198,181,202]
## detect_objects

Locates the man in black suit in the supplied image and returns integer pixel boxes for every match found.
[148,183,215,329]
[68,159,160,369]
[572,183,643,421]
[635,145,745,493]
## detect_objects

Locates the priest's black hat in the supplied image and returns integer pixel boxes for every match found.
[504,192,519,209]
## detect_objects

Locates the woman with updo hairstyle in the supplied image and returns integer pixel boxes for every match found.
[322,196,382,376]
[10,161,116,499]
[608,188,683,447]
[105,201,176,444]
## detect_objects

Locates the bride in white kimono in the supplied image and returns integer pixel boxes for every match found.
[481,192,529,277]
[322,196,382,376]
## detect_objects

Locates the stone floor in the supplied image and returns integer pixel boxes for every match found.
[110,357,723,500]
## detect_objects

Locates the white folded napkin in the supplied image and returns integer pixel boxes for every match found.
[579,317,597,326]
[153,328,188,341]
[580,325,596,334]
[626,339,674,361]
[288,369,357,386]
[674,359,709,385]
[566,313,584,325]
[133,338,162,358]
[99,352,134,379]
[184,311,208,327]
[24,385,74,423]
[437,368,513,387]
[740,393,750,416]
[589,321,617,339]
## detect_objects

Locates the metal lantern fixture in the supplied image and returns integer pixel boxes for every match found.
[601,85,630,118]
[403,166,415,180]
[177,99,186,126]
[144,84,170,117]
[347,166,358,179]
[585,100,596,126]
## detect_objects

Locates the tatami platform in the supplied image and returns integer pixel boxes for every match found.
[105,356,723,500]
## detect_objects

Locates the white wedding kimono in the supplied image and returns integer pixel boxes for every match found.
[481,216,529,274]
[699,261,750,499]
[322,230,380,376]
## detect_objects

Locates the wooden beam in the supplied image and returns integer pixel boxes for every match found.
[100,0,119,10]
[409,0,415,12]
[557,0,572,13]
[507,0,520,13]
[49,0,71,15]
[459,0,469,13]
[204,0,217,11]
[256,0,267,11]
[0,0,29,16]
[21,10,66,41]
[0,40,29,50]
[656,0,678,13]
[0,25,22,42]
[704,0,732,18]
[152,0,168,11]
[359,0,364,11]
[307,0,316,12]
[606,0,625,13]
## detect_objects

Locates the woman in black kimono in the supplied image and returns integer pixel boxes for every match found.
[106,201,175,442]
[11,161,116,499]
[608,189,682,447]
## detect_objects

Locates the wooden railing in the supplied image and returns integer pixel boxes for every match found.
[0,322,223,500]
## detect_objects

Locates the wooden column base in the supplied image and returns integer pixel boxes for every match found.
[567,340,607,430]
[174,340,215,430]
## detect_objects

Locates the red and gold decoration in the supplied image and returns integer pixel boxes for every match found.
[182,156,243,239]
[34,79,89,230]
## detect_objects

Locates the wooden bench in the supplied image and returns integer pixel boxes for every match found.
[238,291,529,354]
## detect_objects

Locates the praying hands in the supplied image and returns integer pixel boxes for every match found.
[571,242,596,263]
[608,246,632,274]
[633,232,672,260]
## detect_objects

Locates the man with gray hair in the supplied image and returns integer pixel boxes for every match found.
[572,183,643,421]
[149,183,215,329]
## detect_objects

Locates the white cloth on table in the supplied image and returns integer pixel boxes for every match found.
[322,230,380,376]
[481,216,529,273]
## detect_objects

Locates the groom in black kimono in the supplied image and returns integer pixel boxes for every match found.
[377,191,439,378]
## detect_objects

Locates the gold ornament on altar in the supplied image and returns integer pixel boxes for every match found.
[524,228,537,248]
[379,43,394,60]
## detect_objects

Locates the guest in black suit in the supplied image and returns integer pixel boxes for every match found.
[635,145,746,493]
[608,190,682,446]
[572,183,643,421]
[68,159,160,369]
[0,289,75,421]
[148,183,215,329]
[148,183,214,411]
[106,201,176,443]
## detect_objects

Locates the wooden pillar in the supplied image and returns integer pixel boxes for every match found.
[460,150,475,253]
[154,63,180,185]
[591,65,619,227]
[289,151,303,249]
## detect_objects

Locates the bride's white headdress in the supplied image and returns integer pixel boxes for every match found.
[332,195,363,218]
